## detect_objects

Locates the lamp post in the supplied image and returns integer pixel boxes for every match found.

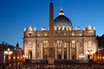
[79,53,85,63]
[3,48,13,69]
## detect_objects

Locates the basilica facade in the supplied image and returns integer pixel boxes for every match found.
[23,8,97,61]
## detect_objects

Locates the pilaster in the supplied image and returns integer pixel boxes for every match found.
[41,42,43,60]
[70,42,72,59]
[67,43,69,60]
[55,43,57,60]
[62,43,64,59]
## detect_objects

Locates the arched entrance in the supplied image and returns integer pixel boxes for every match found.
[71,41,76,59]
[64,42,67,60]
[44,48,47,59]
[72,48,76,59]
[28,49,32,60]
[57,48,62,59]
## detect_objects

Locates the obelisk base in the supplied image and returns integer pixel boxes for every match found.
[48,57,54,65]
[48,48,55,65]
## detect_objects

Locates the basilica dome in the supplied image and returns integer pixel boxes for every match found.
[54,8,73,30]
[54,15,72,27]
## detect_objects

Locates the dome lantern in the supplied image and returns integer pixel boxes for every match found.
[54,8,73,30]
[59,8,64,15]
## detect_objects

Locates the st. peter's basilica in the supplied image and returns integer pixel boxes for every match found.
[23,4,97,62]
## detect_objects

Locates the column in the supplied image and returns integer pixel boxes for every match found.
[70,42,72,59]
[32,42,36,60]
[55,43,57,60]
[67,42,69,60]
[82,39,84,57]
[47,42,49,60]
[76,42,78,59]
[84,41,87,60]
[41,42,43,60]
[62,43,64,59]
[24,43,28,59]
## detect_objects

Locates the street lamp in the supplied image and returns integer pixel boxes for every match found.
[3,48,13,69]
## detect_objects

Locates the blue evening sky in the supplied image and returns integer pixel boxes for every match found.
[0,0,104,49]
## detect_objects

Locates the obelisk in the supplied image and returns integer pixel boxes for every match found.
[48,0,54,65]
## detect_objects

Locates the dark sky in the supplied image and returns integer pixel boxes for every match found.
[0,0,104,49]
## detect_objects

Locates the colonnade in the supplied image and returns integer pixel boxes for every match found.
[36,40,83,60]
[24,40,97,61]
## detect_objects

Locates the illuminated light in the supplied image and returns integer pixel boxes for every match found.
[59,8,64,15]
[44,49,47,51]
[9,64,11,67]
[79,33,82,36]
[8,56,11,60]
[64,33,66,36]
[64,43,67,48]
[64,45,67,48]
[18,62,20,65]
[21,56,23,59]
[8,48,10,51]
[99,56,101,59]
[23,55,25,58]
[17,56,19,59]
[37,34,40,36]
[4,50,13,55]
[13,56,16,59]
[44,33,48,36]
[72,32,75,36]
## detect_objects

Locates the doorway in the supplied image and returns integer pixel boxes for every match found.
[28,49,32,60]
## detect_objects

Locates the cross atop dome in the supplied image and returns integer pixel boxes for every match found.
[59,8,64,15]
[61,8,63,11]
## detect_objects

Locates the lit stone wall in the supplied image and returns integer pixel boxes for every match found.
[23,25,97,61]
